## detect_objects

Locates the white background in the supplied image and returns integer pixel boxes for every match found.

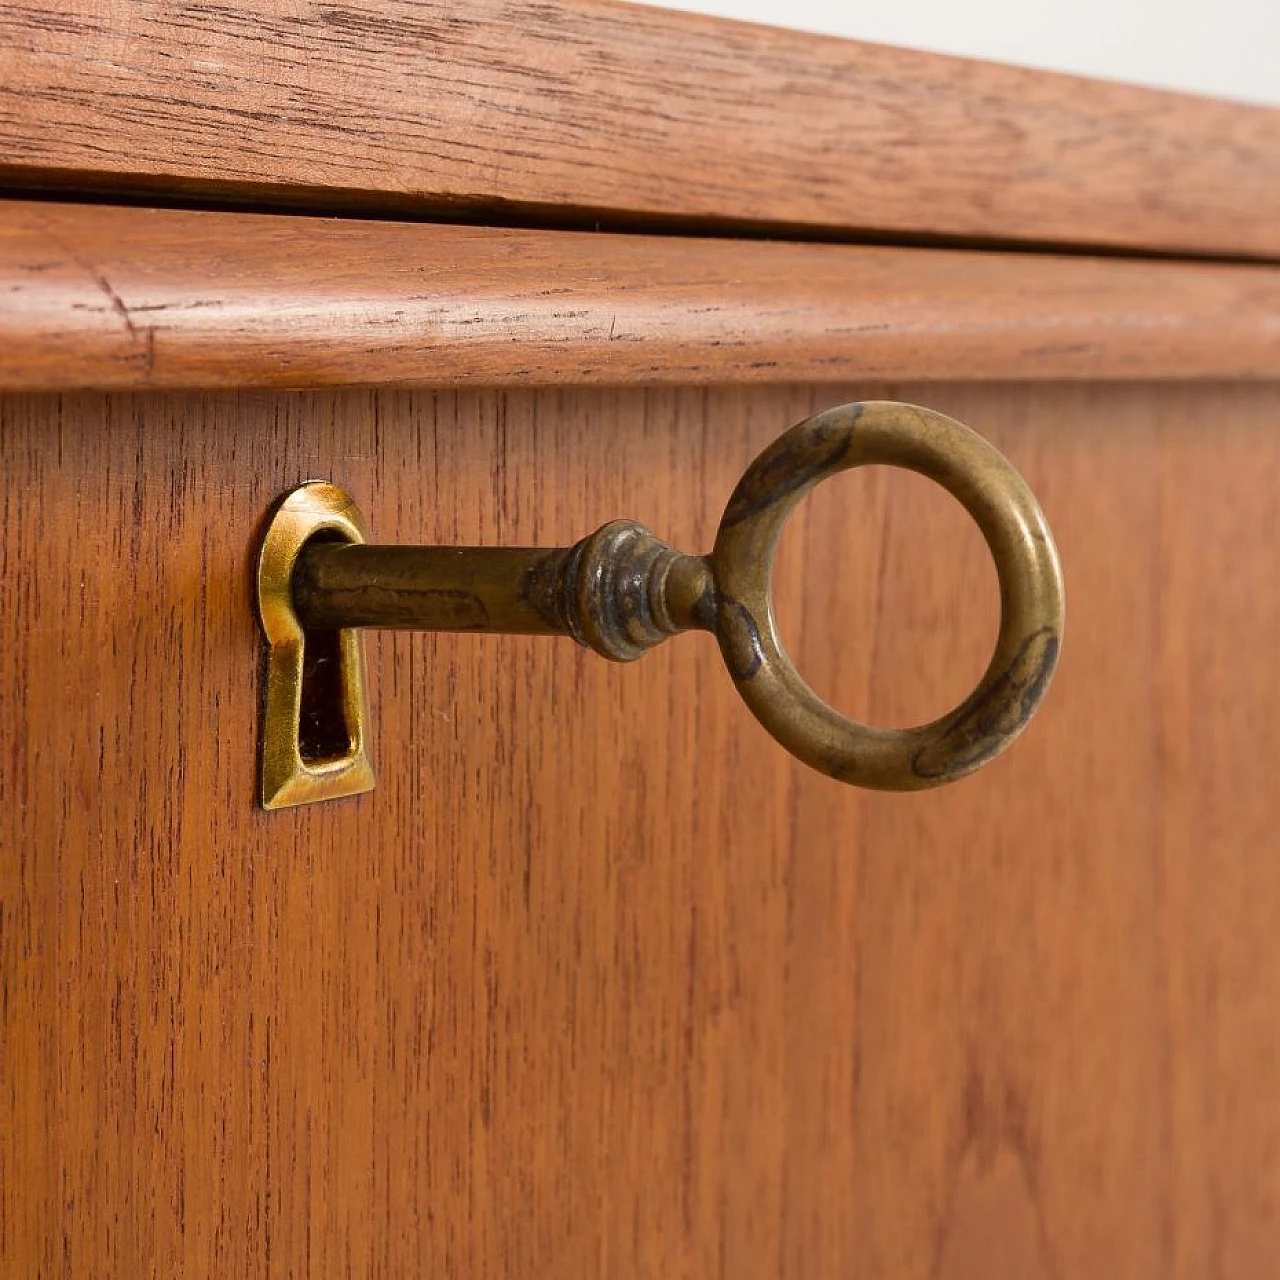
[632,0,1280,106]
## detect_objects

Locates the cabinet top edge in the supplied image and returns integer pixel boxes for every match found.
[1,0,1279,260]
[2,201,1278,392]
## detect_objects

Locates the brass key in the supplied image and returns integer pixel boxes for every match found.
[256,401,1064,809]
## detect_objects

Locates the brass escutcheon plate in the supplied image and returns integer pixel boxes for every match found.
[255,481,375,809]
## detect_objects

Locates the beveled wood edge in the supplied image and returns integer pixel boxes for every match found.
[1,0,1278,260]
[1,200,1277,391]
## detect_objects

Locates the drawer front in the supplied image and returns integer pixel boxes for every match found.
[4,382,1279,1277]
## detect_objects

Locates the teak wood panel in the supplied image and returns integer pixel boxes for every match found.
[4,200,1280,391]
[3,382,1280,1277]
[3,1,1280,259]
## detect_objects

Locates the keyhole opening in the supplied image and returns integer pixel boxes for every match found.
[295,532,356,765]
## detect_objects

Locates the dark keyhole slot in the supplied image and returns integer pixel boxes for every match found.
[295,533,355,764]
[297,627,351,763]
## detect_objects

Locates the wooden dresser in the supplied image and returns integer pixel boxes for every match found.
[3,3,1279,1276]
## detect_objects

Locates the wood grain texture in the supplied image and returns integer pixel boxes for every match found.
[3,381,1279,1277]
[2,1,1279,259]
[3,200,1279,391]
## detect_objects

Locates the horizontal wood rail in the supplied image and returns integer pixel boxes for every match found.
[1,1,1278,259]
[1,200,1277,391]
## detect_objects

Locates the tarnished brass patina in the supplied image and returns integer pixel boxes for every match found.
[261,402,1064,805]
[256,482,375,809]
